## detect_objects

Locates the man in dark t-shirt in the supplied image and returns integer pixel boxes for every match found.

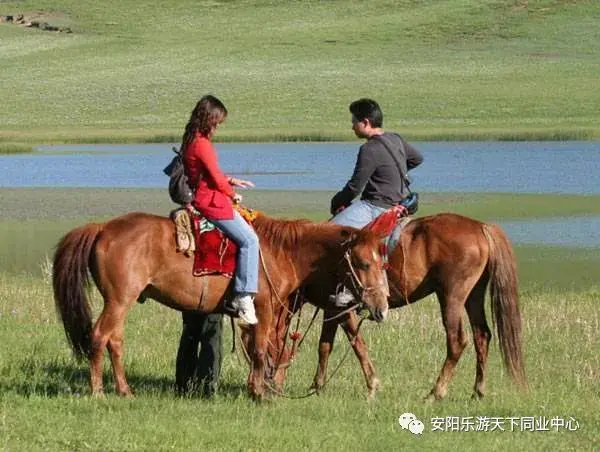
[331,98,423,227]
[330,98,423,305]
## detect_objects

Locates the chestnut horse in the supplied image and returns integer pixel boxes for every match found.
[52,211,389,400]
[298,213,526,400]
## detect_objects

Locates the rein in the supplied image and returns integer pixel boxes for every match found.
[337,248,384,313]
[264,314,368,399]
[258,249,296,316]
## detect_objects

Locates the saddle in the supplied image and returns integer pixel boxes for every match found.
[171,205,258,278]
[365,205,412,262]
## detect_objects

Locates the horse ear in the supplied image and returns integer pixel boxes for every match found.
[340,228,357,245]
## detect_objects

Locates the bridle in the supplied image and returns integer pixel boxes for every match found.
[237,243,383,398]
[337,245,386,309]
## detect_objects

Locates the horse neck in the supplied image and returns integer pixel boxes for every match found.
[255,217,345,284]
[293,224,344,278]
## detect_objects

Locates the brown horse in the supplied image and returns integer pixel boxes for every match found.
[52,211,389,400]
[296,213,526,400]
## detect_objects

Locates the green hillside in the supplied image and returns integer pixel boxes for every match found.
[1,0,599,143]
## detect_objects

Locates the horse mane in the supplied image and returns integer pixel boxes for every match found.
[252,213,342,256]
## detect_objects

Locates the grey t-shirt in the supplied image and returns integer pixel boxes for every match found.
[330,132,423,211]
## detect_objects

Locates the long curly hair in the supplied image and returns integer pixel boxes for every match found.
[180,95,228,150]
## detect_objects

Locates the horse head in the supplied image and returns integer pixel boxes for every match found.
[337,227,390,323]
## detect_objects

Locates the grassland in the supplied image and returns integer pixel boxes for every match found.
[1,0,599,448]
[0,189,598,450]
[1,0,600,145]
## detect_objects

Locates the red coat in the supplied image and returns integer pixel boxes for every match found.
[183,134,235,220]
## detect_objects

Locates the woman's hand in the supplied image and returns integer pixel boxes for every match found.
[229,177,255,188]
[232,193,243,204]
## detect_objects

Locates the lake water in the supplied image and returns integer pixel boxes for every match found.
[0,141,598,194]
[500,217,600,248]
[1,141,600,247]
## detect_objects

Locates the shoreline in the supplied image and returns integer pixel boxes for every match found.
[1,128,598,155]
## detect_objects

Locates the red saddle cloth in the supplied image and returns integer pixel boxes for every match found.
[191,216,237,278]
[364,205,409,266]
[365,205,407,237]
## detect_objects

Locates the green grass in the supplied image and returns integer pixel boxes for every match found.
[1,0,600,144]
[1,188,599,449]
[1,275,598,450]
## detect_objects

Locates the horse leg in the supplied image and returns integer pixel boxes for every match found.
[465,277,492,399]
[89,306,113,395]
[426,299,469,401]
[311,314,339,392]
[270,324,291,393]
[89,318,106,395]
[248,312,272,401]
[312,312,379,399]
[106,304,133,396]
[340,312,380,400]
[90,300,133,396]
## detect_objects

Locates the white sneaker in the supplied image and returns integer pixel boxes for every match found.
[231,294,258,325]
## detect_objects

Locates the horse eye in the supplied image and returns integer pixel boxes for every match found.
[357,260,370,271]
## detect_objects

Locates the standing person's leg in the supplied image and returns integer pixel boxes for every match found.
[175,311,205,395]
[197,312,224,398]
[211,210,260,324]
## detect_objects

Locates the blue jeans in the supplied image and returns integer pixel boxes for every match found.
[331,200,388,229]
[211,210,259,294]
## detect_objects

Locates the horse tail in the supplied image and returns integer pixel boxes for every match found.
[53,223,103,361]
[482,223,527,389]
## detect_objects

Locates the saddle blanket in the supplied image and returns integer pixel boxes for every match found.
[172,206,258,278]
[364,205,411,261]
[192,217,237,278]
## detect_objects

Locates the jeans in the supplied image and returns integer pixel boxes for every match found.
[211,210,259,294]
[331,200,388,229]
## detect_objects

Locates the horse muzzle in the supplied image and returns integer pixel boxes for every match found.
[369,304,388,323]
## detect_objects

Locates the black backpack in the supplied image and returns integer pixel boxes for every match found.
[163,146,193,205]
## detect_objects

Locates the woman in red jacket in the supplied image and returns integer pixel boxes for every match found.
[181,95,259,325]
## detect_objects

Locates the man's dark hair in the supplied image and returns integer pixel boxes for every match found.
[349,98,383,128]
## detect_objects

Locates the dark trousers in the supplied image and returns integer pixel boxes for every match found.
[175,311,223,397]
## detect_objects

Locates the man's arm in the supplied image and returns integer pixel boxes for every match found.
[404,140,424,170]
[330,145,376,214]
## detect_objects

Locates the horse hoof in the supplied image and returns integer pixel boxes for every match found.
[423,392,440,403]
[117,385,134,398]
[367,380,380,401]
[249,389,265,402]
[310,381,324,394]
[370,377,381,391]
[471,391,484,400]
